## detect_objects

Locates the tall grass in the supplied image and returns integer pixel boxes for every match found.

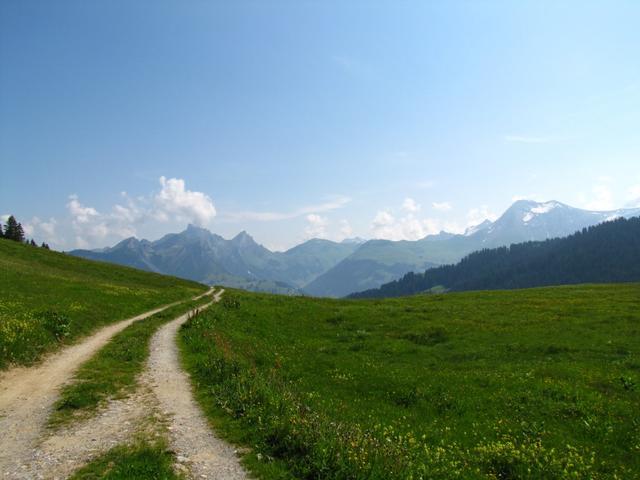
[0,239,205,369]
[180,285,640,479]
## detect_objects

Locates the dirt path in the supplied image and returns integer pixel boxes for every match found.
[0,288,214,478]
[14,382,157,479]
[146,288,247,480]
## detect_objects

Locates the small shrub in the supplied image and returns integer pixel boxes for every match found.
[221,297,241,309]
[620,376,636,391]
[39,311,71,340]
[388,385,421,408]
[325,314,345,325]
[403,327,448,346]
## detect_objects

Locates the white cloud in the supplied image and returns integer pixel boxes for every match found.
[371,208,441,241]
[466,205,498,227]
[432,201,452,212]
[402,198,421,213]
[67,195,99,224]
[22,217,57,243]
[62,176,217,248]
[372,210,394,228]
[584,183,614,211]
[226,195,350,222]
[304,214,329,239]
[74,236,89,249]
[339,219,353,239]
[154,176,216,226]
[443,221,465,234]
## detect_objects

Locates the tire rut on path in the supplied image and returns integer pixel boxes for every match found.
[0,288,214,479]
[147,288,247,480]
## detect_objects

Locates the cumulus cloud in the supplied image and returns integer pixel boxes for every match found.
[371,208,441,241]
[67,195,99,224]
[22,217,57,243]
[154,176,216,226]
[583,181,614,211]
[338,219,353,239]
[432,201,452,212]
[402,198,421,213]
[63,177,217,248]
[304,214,329,239]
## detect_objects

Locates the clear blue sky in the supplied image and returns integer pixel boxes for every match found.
[2,1,640,250]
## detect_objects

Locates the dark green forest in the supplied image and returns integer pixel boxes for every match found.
[350,216,640,298]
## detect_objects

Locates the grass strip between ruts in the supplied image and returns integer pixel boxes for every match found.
[68,438,181,480]
[0,238,205,370]
[49,294,214,428]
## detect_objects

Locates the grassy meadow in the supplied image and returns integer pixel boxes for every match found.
[0,238,205,369]
[180,284,640,479]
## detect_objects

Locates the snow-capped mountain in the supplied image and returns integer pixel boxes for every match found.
[70,200,640,298]
[469,200,640,247]
[305,200,640,297]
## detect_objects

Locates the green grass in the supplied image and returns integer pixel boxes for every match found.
[69,439,180,480]
[0,238,206,369]
[49,295,213,427]
[180,284,640,479]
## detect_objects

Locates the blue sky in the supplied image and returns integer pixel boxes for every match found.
[2,1,640,250]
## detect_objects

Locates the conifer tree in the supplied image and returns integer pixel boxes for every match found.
[4,216,25,242]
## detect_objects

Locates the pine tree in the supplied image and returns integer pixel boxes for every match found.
[4,216,25,242]
[30,239,37,247]
[41,242,50,250]
[0,223,3,238]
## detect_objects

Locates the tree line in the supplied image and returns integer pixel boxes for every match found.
[350,216,640,298]
[0,215,50,249]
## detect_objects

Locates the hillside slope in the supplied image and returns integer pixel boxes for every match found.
[71,226,359,294]
[351,216,640,298]
[307,201,640,297]
[0,239,205,368]
[180,285,640,478]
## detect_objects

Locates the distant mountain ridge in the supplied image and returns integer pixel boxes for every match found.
[304,200,640,297]
[70,200,640,296]
[349,216,640,298]
[71,225,360,294]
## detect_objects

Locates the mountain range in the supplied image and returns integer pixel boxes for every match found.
[349,216,640,298]
[70,200,640,297]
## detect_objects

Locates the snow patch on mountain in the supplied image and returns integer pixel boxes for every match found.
[464,219,492,237]
[531,202,559,214]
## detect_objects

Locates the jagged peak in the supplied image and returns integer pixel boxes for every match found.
[232,230,255,242]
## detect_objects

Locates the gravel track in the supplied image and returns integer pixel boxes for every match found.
[0,288,232,479]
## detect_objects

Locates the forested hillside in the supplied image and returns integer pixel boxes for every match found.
[350,216,640,298]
